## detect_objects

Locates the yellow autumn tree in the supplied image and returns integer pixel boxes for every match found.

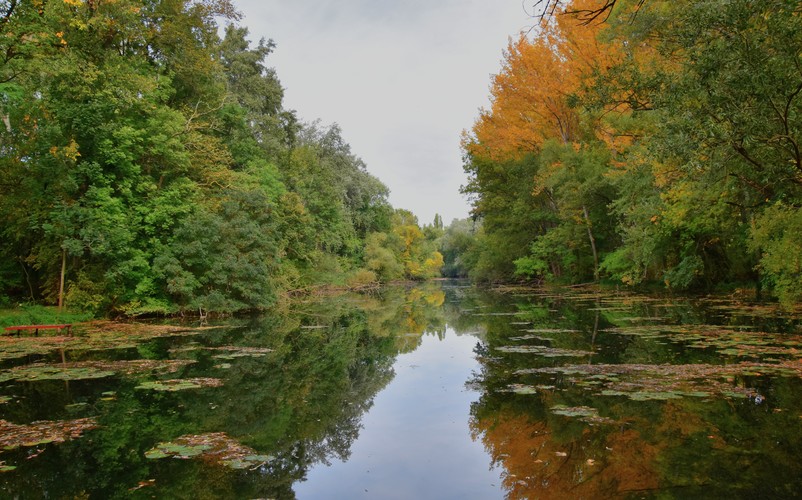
[465,0,622,162]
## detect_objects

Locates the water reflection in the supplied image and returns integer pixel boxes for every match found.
[463,287,802,499]
[1,283,802,498]
[0,282,450,498]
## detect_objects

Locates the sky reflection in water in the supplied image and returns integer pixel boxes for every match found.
[295,331,503,499]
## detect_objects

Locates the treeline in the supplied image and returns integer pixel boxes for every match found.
[0,0,442,314]
[453,0,802,306]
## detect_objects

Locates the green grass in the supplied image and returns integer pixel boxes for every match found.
[0,305,93,329]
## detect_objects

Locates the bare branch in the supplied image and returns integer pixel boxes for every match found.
[529,0,646,25]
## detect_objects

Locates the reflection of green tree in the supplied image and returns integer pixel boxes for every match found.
[0,282,449,498]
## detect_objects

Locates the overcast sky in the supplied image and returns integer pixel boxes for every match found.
[231,1,533,225]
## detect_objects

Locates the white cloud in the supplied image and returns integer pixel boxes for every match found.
[232,0,531,224]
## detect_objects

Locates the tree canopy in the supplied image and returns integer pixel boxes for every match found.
[456,0,802,306]
[0,0,440,314]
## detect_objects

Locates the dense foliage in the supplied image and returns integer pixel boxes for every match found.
[457,0,802,306]
[0,0,441,314]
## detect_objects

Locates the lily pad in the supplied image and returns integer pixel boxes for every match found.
[550,405,615,424]
[517,361,797,402]
[0,359,195,385]
[135,378,223,392]
[145,432,273,469]
[496,345,595,357]
[0,364,115,383]
[506,384,538,395]
[0,417,97,452]
[628,391,683,401]
[144,449,170,459]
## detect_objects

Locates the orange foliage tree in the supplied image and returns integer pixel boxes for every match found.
[464,0,621,163]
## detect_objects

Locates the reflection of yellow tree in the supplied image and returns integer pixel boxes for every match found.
[360,284,446,353]
[394,287,446,353]
[471,410,660,498]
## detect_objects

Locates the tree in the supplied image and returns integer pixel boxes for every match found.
[596,0,802,293]
[462,0,622,282]
[154,188,280,313]
[439,218,479,278]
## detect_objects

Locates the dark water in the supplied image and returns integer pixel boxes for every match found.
[1,282,802,498]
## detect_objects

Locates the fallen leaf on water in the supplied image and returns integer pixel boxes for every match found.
[129,479,156,492]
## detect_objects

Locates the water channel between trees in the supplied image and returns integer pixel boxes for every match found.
[1,281,801,498]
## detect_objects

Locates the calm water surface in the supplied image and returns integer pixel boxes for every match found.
[295,332,502,499]
[1,282,802,498]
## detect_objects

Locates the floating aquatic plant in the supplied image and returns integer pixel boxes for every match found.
[170,346,273,360]
[515,361,797,402]
[0,364,115,383]
[496,345,595,357]
[0,359,195,384]
[209,346,273,360]
[135,378,223,392]
[0,417,97,452]
[145,432,273,469]
[550,405,615,424]
[506,384,538,395]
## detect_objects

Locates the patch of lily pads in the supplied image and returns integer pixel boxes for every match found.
[515,361,802,402]
[496,345,595,357]
[0,321,223,363]
[135,378,223,392]
[521,328,580,334]
[145,432,273,469]
[0,364,115,383]
[701,300,802,318]
[505,383,556,394]
[0,417,97,452]
[509,334,555,342]
[550,405,616,424]
[209,346,273,360]
[170,345,274,360]
[0,336,76,362]
[602,324,802,361]
[0,359,196,383]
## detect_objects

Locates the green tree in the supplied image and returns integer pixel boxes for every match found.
[154,188,280,313]
[439,218,479,278]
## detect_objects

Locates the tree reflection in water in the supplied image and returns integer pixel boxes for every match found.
[462,287,802,499]
[2,284,802,498]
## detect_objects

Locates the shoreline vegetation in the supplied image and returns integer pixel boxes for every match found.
[3,0,801,317]
[0,279,441,325]
[0,1,444,318]
[450,0,802,309]
[4,279,800,331]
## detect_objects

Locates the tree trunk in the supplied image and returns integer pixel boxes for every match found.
[58,248,66,312]
[583,205,600,282]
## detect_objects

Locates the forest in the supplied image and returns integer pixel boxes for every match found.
[449,0,802,307]
[2,0,801,316]
[0,0,444,315]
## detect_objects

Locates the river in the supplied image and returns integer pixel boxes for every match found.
[0,281,801,498]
